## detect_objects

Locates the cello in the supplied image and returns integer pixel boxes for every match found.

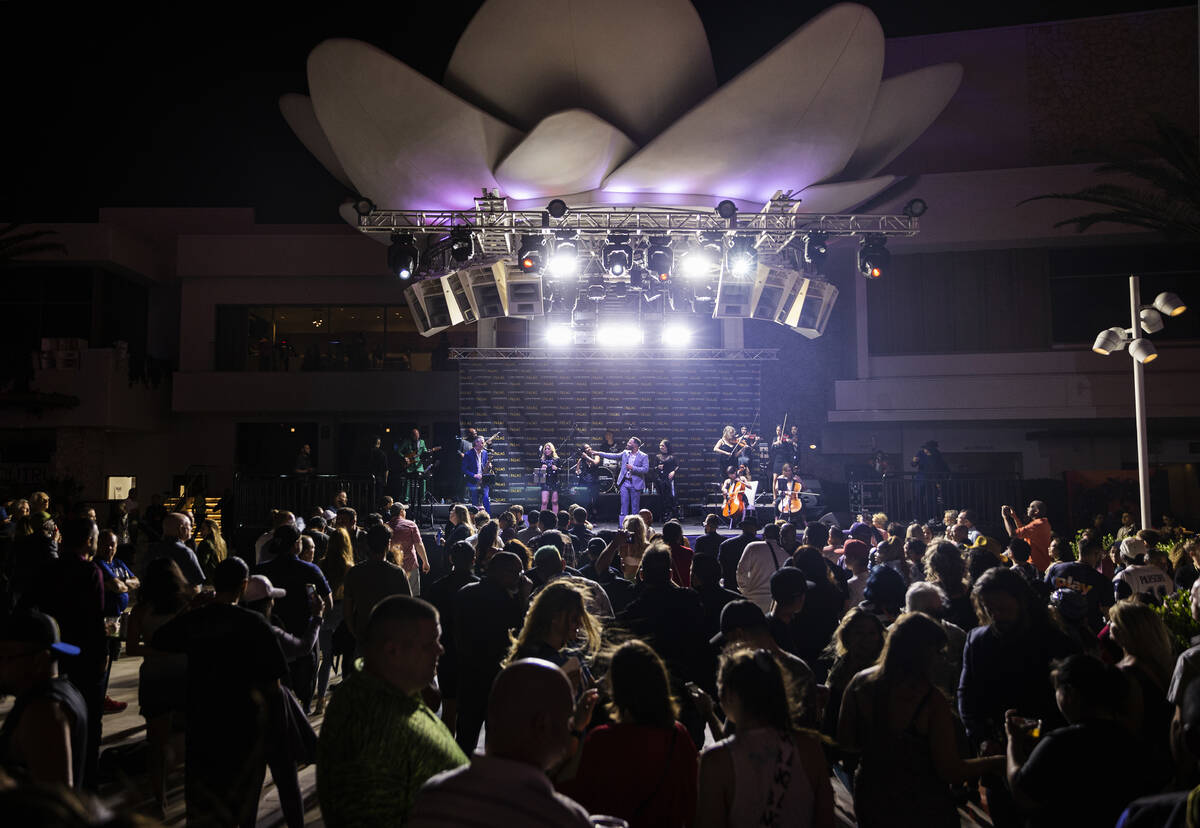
[776,477,804,515]
[722,472,748,519]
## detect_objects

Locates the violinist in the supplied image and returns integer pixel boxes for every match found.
[713,425,739,479]
[654,439,679,520]
[736,426,759,474]
[721,465,751,528]
[538,442,561,513]
[774,463,805,525]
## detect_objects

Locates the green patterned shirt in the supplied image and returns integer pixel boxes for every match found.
[317,663,468,826]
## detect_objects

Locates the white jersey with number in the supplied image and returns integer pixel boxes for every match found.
[1113,564,1173,601]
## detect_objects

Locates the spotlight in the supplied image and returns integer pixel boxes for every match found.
[586,274,606,301]
[662,322,692,348]
[602,234,632,276]
[353,196,375,217]
[809,443,818,450]
[682,235,721,278]
[1129,338,1158,363]
[647,238,673,281]
[1154,292,1186,317]
[547,199,568,219]
[727,237,757,278]
[545,324,573,348]
[1092,326,1127,355]
[629,266,646,291]
[803,232,828,271]
[716,200,738,220]
[388,233,418,280]
[903,198,928,218]
[517,234,546,273]
[1139,308,1164,334]
[598,323,644,348]
[857,235,889,279]
[549,233,579,277]
[450,227,475,263]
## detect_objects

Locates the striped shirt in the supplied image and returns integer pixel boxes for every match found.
[317,664,467,827]
[409,754,591,828]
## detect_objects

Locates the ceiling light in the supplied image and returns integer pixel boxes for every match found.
[602,234,632,276]
[450,227,475,263]
[1154,292,1186,317]
[1092,326,1126,355]
[549,234,579,277]
[647,238,672,281]
[716,200,738,220]
[727,237,757,278]
[547,199,568,219]
[902,198,928,218]
[388,233,418,280]
[1139,308,1164,334]
[1129,338,1157,363]
[662,322,692,348]
[857,234,889,279]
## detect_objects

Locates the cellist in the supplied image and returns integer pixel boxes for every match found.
[774,463,805,526]
[721,465,751,528]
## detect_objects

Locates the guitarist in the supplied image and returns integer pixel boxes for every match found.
[398,427,428,506]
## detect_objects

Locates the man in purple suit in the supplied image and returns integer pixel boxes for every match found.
[590,437,650,526]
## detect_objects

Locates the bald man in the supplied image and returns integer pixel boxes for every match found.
[409,659,594,827]
[1003,500,1053,571]
[143,512,205,587]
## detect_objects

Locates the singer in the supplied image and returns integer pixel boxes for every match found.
[587,436,649,526]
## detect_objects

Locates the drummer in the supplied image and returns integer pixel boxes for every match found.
[538,442,561,512]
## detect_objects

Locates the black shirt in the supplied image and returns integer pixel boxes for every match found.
[255,555,332,640]
[0,677,88,790]
[454,579,526,684]
[1045,562,1115,632]
[693,532,722,559]
[619,584,707,686]
[718,533,756,592]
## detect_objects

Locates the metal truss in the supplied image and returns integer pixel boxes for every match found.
[450,347,779,361]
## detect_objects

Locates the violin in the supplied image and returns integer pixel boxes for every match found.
[722,478,747,518]
[776,477,804,515]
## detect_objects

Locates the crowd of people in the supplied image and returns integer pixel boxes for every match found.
[2,485,1200,827]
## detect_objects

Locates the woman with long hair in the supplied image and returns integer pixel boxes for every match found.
[314,527,355,714]
[502,538,532,570]
[125,558,191,814]
[538,442,561,513]
[508,580,601,695]
[822,608,886,736]
[1109,599,1176,781]
[838,613,1004,828]
[713,425,739,480]
[473,520,505,573]
[561,640,699,827]
[446,503,475,546]
[196,519,227,580]
[696,649,833,828]
[923,540,975,630]
[618,514,649,579]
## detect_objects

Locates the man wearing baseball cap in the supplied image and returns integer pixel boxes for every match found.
[1113,537,1173,602]
[0,609,89,789]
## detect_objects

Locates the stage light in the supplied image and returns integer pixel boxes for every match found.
[450,227,475,263]
[629,266,646,291]
[1154,292,1186,317]
[803,232,828,271]
[602,234,632,276]
[1139,308,1164,334]
[353,196,375,217]
[809,443,818,450]
[903,198,928,218]
[662,322,692,348]
[727,237,757,278]
[1092,326,1126,355]
[857,235,889,279]
[545,323,572,348]
[1129,338,1157,363]
[517,234,545,272]
[550,234,579,277]
[716,200,738,220]
[388,233,418,280]
[681,246,712,278]
[547,199,568,219]
[586,274,606,301]
[598,323,643,348]
[647,238,672,281]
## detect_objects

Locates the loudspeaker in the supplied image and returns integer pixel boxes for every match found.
[443,271,476,325]
[817,511,852,529]
[413,278,456,335]
[713,269,757,318]
[505,272,546,317]
[432,504,451,523]
[750,264,800,322]
[404,284,447,337]
[784,278,838,339]
[464,261,511,319]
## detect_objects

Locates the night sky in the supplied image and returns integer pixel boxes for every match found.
[4,1,1189,224]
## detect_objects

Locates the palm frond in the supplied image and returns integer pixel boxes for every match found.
[0,223,66,264]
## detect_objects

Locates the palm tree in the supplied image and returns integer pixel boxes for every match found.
[1020,116,1200,239]
[0,222,66,266]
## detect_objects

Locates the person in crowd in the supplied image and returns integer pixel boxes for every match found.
[318,595,467,826]
[967,542,1006,589]
[388,502,428,597]
[153,557,289,826]
[736,522,788,612]
[717,515,759,592]
[1114,537,1174,602]
[788,546,844,679]
[956,509,981,543]
[560,640,699,827]
[842,539,871,608]
[95,528,136,713]
[472,519,507,571]
[1121,678,1200,826]
[710,600,816,729]
[125,557,190,814]
[904,536,927,580]
[959,566,1080,827]
[923,540,976,630]
[303,515,329,561]
[823,607,886,736]
[256,524,332,714]
[144,512,205,587]
[1047,534,1075,565]
[445,504,475,547]
[694,513,723,559]
[577,536,634,613]
[661,520,694,588]
[691,552,741,643]
[616,514,650,579]
[195,519,226,580]
[501,537,532,570]
[1110,598,1176,781]
[332,507,369,562]
[875,532,919,585]
[1006,536,1041,586]
[696,648,834,828]
[508,579,602,693]
[409,658,596,827]
[858,564,908,626]
[904,581,967,699]
[638,507,656,539]
[527,546,613,618]
[565,506,593,554]
[424,541,479,733]
[342,520,411,651]
[315,522,355,716]
[455,551,531,752]
[1006,654,1156,827]
[254,510,296,565]
[0,609,89,790]
[840,613,1005,828]
[1045,533,1114,633]
[1001,500,1052,572]
[766,566,810,659]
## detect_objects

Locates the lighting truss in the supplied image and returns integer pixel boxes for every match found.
[449,347,779,361]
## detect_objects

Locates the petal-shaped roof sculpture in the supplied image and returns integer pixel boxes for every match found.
[444,0,716,145]
[795,175,898,214]
[602,3,884,204]
[279,93,355,190]
[837,63,964,181]
[307,39,524,210]
[494,110,636,200]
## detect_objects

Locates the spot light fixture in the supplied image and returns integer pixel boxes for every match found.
[857,234,889,279]
[602,234,632,276]
[1154,292,1186,317]
[902,198,928,218]
[517,234,546,273]
[647,238,673,281]
[450,227,475,263]
[387,233,418,280]
[586,274,607,301]
[803,232,828,272]
[549,232,579,277]
[727,236,758,278]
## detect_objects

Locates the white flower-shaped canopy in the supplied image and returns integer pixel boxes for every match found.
[282,1,961,218]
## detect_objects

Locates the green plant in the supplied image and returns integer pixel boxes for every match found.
[1152,589,1200,654]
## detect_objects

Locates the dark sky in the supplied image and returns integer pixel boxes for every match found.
[3,1,1190,224]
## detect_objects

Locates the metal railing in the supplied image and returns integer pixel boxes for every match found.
[232,473,377,529]
[859,473,1024,524]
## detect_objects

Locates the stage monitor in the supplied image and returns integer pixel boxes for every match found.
[443,271,477,325]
